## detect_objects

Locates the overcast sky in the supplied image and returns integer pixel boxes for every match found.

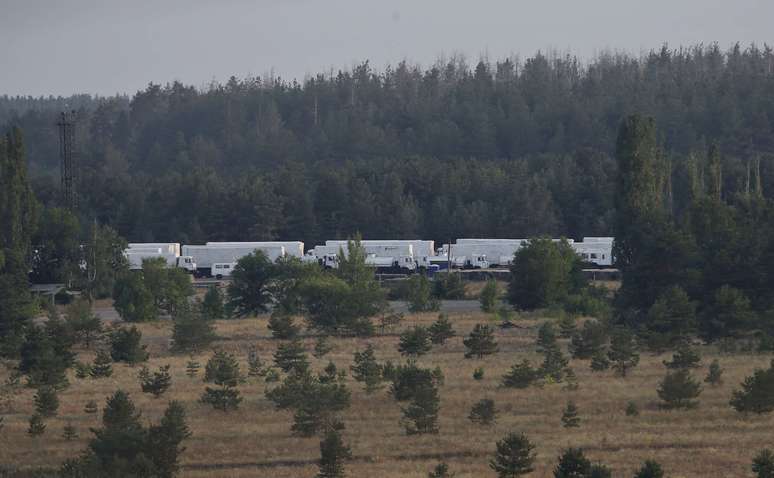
[1,0,772,97]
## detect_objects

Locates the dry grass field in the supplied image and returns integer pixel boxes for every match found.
[1,306,773,477]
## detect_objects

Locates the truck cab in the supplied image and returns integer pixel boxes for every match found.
[176,256,197,273]
[464,255,489,269]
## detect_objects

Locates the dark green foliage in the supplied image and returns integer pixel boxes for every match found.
[227,250,274,317]
[563,287,612,320]
[18,322,75,388]
[645,286,697,349]
[201,286,226,321]
[316,429,351,478]
[700,285,758,341]
[558,315,577,339]
[84,400,98,414]
[554,448,593,478]
[433,273,465,300]
[319,361,341,384]
[608,328,639,377]
[185,359,200,378]
[201,351,242,411]
[489,432,536,477]
[64,300,103,348]
[301,270,384,336]
[541,346,569,382]
[31,208,81,284]
[109,326,148,364]
[313,336,334,358]
[705,359,723,386]
[27,414,46,436]
[625,401,639,416]
[247,346,266,378]
[142,258,195,317]
[428,314,455,345]
[112,272,156,322]
[730,360,774,414]
[171,304,216,353]
[82,224,128,301]
[146,401,191,478]
[634,460,664,478]
[480,279,499,313]
[663,345,702,369]
[508,237,584,310]
[753,449,774,478]
[570,320,608,360]
[390,362,440,402]
[398,326,432,357]
[401,382,440,435]
[75,361,92,379]
[563,368,579,391]
[268,313,300,339]
[502,360,537,388]
[407,274,440,312]
[140,365,172,398]
[351,344,384,393]
[428,462,454,478]
[62,423,78,440]
[463,324,498,358]
[561,401,580,428]
[90,350,113,378]
[590,350,610,372]
[473,367,485,380]
[536,322,558,353]
[34,387,59,418]
[658,369,702,409]
[274,338,309,374]
[469,398,497,425]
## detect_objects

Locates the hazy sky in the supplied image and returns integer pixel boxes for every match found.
[2,0,772,97]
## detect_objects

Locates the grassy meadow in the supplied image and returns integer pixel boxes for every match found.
[1,305,772,477]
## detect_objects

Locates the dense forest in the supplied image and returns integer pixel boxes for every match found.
[2,43,774,245]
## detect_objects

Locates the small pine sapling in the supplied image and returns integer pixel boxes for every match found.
[84,400,98,414]
[608,328,639,377]
[62,423,78,440]
[313,336,334,358]
[428,462,455,478]
[473,367,485,381]
[752,449,774,478]
[247,346,266,378]
[705,359,723,386]
[489,432,536,477]
[34,387,59,418]
[663,345,702,369]
[558,314,577,338]
[502,360,537,388]
[28,414,46,436]
[563,368,579,391]
[428,314,455,345]
[264,368,280,383]
[634,459,664,478]
[463,324,498,359]
[590,349,610,372]
[90,349,113,378]
[398,326,432,357]
[74,362,92,379]
[625,401,640,417]
[469,398,497,425]
[561,401,580,428]
[658,369,702,409]
[186,359,201,378]
[140,364,172,398]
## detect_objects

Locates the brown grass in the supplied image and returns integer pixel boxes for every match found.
[1,308,772,477]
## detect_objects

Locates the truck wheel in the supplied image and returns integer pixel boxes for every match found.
[216,274,223,280]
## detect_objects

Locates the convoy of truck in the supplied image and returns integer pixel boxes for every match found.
[124,237,614,278]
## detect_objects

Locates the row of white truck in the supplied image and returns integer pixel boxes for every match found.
[125,237,614,278]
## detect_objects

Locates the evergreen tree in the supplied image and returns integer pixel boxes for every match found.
[730,360,774,414]
[140,364,172,398]
[313,336,334,358]
[402,382,440,434]
[109,326,148,364]
[398,326,432,356]
[18,323,74,388]
[389,362,439,402]
[607,328,639,377]
[185,359,201,378]
[473,367,485,380]
[625,401,639,416]
[171,304,216,353]
[508,238,584,310]
[227,250,275,317]
[563,368,579,391]
[561,401,580,428]
[558,314,577,339]
[553,448,592,478]
[84,400,98,414]
[407,274,440,312]
[64,299,103,348]
[658,369,702,409]
[502,360,537,388]
[537,322,559,353]
[62,423,78,441]
[146,401,191,478]
[428,314,455,345]
[705,359,723,386]
[645,286,697,350]
[663,345,701,369]
[590,349,610,372]
[753,449,774,478]
[570,320,608,359]
[428,462,454,478]
[247,346,266,378]
[469,398,497,425]
[351,344,384,393]
[201,285,226,321]
[480,279,499,313]
[489,432,536,478]
[634,460,664,478]
[463,324,498,358]
[201,351,242,411]
[274,338,310,374]
[316,429,351,478]
[34,386,59,418]
[87,390,148,474]
[268,313,300,339]
[27,413,46,436]
[90,349,114,378]
[700,285,758,341]
[112,272,157,322]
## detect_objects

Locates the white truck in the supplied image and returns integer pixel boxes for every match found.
[308,243,417,273]
[324,240,435,270]
[205,241,304,259]
[182,243,286,277]
[571,237,614,267]
[125,243,196,273]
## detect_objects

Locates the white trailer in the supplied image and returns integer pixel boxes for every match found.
[182,244,286,277]
[308,244,417,272]
[205,241,304,258]
[124,246,196,273]
[324,240,435,258]
[572,238,614,267]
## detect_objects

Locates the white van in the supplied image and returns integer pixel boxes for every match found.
[212,262,236,279]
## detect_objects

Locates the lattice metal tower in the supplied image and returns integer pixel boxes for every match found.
[57,111,77,209]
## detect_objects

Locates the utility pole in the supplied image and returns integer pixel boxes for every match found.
[57,111,77,210]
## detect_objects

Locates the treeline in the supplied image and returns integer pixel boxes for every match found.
[2,43,774,243]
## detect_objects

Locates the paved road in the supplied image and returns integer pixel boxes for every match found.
[388,300,482,314]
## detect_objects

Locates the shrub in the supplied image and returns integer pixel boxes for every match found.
[407,274,440,312]
[561,401,580,428]
[705,359,723,386]
[502,360,537,388]
[469,398,497,425]
[607,328,639,377]
[399,326,432,356]
[658,369,702,409]
[89,349,113,378]
[185,359,201,378]
[34,386,59,418]
[473,367,485,380]
[27,413,46,436]
[109,326,148,364]
[428,314,456,345]
[570,320,608,359]
[463,324,498,358]
[753,449,774,478]
[317,429,351,478]
[351,344,384,393]
[625,401,639,416]
[201,285,226,321]
[634,459,664,478]
[480,279,499,313]
[663,345,701,369]
[273,338,310,374]
[268,313,300,339]
[247,346,266,378]
[62,423,78,440]
[433,273,465,300]
[730,360,774,414]
[84,400,98,414]
[428,462,454,478]
[140,364,172,398]
[489,432,536,477]
[171,304,216,353]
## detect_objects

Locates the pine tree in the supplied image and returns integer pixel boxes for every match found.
[147,400,192,478]
[109,326,148,364]
[62,423,78,440]
[625,401,639,417]
[570,320,607,359]
[502,360,537,388]
[351,344,384,393]
[268,313,300,339]
[398,326,432,357]
[553,448,591,478]
[663,345,701,369]
[658,369,702,409]
[90,349,113,378]
[558,314,577,339]
[537,322,558,353]
[428,314,455,345]
[705,359,723,386]
[274,338,309,374]
[313,336,334,358]
[171,304,216,353]
[185,359,201,378]
[473,367,485,380]
[753,449,774,478]
[480,279,499,313]
[541,346,569,382]
[561,401,580,428]
[201,285,226,321]
[201,351,242,411]
[634,459,664,478]
[317,429,351,478]
[84,400,98,414]
[608,328,639,377]
[27,413,46,436]
[247,346,266,378]
[563,368,579,391]
[730,360,774,414]
[489,432,536,477]
[428,462,455,478]
[74,361,92,379]
[87,390,147,473]
[402,383,440,434]
[33,386,59,418]
[140,364,172,398]
[590,349,610,372]
[469,398,497,425]
[407,274,440,312]
[463,324,498,358]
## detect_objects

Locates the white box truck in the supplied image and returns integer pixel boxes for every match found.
[182,243,286,277]
[205,241,304,258]
[125,244,196,273]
